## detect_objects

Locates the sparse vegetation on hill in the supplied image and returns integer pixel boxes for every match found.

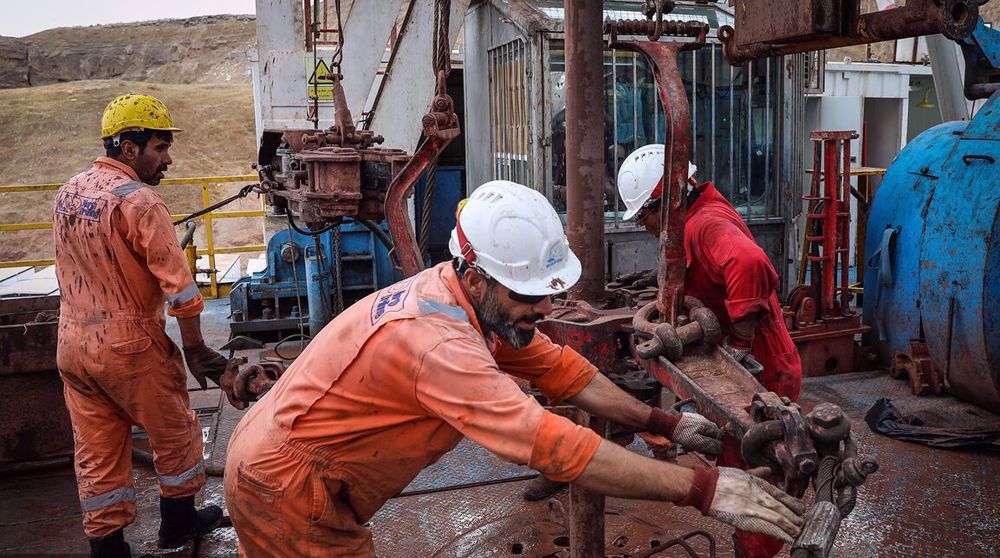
[0,16,260,264]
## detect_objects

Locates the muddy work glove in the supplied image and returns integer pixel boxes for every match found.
[647,407,724,456]
[723,333,764,377]
[678,467,806,543]
[182,342,229,389]
[614,269,657,290]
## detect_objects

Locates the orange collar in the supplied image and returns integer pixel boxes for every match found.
[93,156,143,183]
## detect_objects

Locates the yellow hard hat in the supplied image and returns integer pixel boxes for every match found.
[100,93,182,139]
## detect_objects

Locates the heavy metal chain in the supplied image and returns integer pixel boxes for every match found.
[332,225,344,315]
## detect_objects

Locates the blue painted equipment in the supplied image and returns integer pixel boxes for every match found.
[864,94,1000,412]
[230,220,397,341]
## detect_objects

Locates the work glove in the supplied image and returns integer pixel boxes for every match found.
[183,342,229,389]
[646,407,724,456]
[678,466,806,544]
[615,269,658,290]
[723,334,764,376]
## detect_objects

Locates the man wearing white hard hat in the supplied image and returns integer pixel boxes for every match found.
[224,180,804,556]
[617,145,804,558]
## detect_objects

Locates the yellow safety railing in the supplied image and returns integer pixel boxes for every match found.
[0,175,265,298]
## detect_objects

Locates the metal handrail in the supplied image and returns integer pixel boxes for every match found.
[0,174,266,298]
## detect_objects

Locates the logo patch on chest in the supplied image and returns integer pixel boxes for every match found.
[56,191,107,222]
[370,278,415,325]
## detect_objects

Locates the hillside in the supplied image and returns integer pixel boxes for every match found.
[0,78,259,263]
[0,15,255,88]
[0,15,261,264]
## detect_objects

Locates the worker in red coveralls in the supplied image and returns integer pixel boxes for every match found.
[616,144,804,558]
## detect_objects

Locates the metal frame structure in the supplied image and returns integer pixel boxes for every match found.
[463,0,807,286]
[0,175,265,298]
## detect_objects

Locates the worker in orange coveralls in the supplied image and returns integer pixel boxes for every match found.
[617,144,804,558]
[224,180,805,557]
[53,94,241,557]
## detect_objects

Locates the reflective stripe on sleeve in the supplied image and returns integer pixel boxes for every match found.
[164,283,200,308]
[417,298,470,323]
[110,181,143,197]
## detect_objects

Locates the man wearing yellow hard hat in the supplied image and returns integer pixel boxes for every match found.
[52,94,235,557]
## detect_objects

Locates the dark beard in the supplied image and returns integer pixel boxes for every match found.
[473,286,535,349]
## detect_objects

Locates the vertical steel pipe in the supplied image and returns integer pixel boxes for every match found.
[564,0,606,304]
[822,138,838,316]
[839,137,852,315]
[563,5,606,553]
[568,414,607,558]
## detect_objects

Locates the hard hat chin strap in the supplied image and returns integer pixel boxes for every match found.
[455,217,479,267]
[650,176,664,201]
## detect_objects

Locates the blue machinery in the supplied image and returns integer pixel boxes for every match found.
[863,22,1000,412]
[229,221,397,341]
[229,166,463,342]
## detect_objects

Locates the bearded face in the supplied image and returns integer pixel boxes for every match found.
[473,281,543,350]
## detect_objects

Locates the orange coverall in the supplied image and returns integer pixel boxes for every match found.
[225,262,602,557]
[685,182,803,558]
[53,157,207,538]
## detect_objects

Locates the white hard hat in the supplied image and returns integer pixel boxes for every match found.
[449,180,582,296]
[616,143,697,220]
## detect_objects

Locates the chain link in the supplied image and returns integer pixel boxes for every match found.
[332,225,344,315]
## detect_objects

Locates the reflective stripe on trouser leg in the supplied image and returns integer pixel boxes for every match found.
[81,487,137,512]
[159,460,206,488]
[61,375,138,538]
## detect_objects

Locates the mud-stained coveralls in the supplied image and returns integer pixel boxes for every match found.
[225,262,603,557]
[685,182,803,558]
[53,157,207,538]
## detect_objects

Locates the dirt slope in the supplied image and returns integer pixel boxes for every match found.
[0,79,260,263]
[0,15,255,88]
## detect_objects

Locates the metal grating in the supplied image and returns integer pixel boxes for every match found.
[488,38,531,185]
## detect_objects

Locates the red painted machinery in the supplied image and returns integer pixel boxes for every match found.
[785,131,871,377]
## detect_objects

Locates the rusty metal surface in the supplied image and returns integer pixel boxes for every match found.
[0,301,997,556]
[372,452,733,558]
[564,0,607,304]
[890,341,943,397]
[402,439,535,495]
[785,131,870,378]
[720,0,980,66]
[0,295,72,469]
[607,36,703,325]
[384,70,460,278]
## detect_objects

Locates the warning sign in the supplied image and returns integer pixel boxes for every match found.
[305,57,337,102]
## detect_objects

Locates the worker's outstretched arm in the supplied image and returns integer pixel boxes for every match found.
[575,439,806,543]
[567,372,724,455]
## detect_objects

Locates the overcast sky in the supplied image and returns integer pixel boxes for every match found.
[0,0,256,37]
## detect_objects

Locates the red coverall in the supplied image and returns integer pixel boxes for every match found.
[53,157,207,538]
[685,182,803,558]
[225,262,603,557]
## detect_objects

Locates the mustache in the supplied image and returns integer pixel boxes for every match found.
[518,313,545,324]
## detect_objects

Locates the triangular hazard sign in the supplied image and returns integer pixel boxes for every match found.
[308,60,335,85]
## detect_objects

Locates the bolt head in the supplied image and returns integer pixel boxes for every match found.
[810,403,844,428]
